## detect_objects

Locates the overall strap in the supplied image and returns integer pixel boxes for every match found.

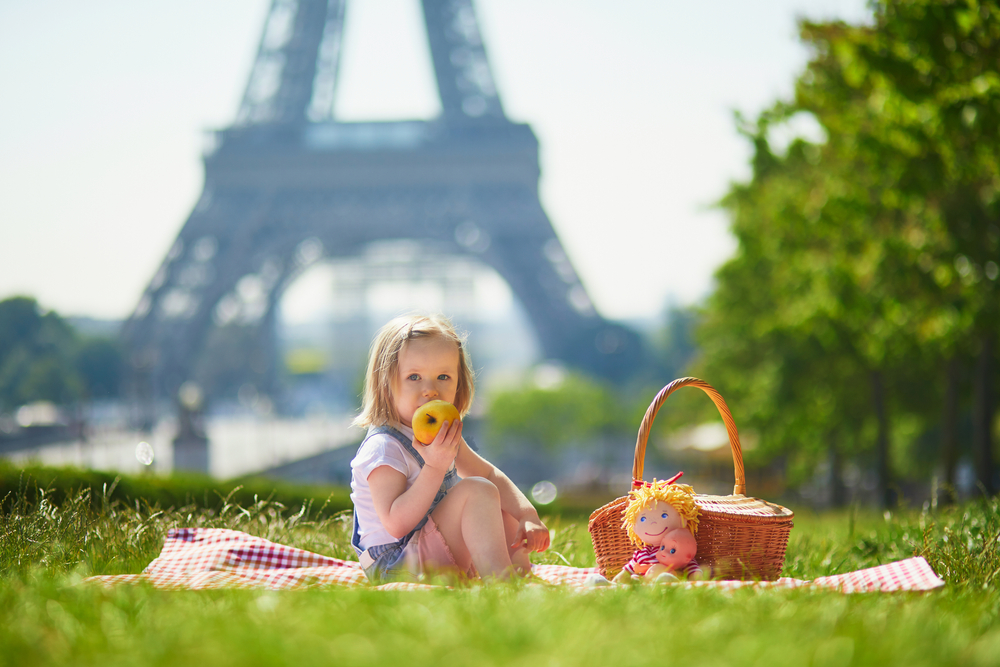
[371,423,460,527]
[381,424,427,466]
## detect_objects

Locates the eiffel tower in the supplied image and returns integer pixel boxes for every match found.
[122,0,643,410]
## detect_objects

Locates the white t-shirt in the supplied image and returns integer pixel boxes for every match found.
[350,424,455,552]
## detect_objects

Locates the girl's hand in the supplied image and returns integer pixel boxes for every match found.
[415,418,462,473]
[510,515,550,553]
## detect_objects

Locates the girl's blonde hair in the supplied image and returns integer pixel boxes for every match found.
[622,479,700,546]
[352,314,475,428]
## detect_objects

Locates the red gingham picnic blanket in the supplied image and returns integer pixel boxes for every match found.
[85,528,945,593]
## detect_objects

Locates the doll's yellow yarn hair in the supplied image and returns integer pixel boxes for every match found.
[622,479,700,547]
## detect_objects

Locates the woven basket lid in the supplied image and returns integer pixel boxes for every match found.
[695,494,793,522]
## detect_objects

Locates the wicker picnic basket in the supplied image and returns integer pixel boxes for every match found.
[588,377,794,580]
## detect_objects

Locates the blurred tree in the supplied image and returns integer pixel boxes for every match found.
[18,355,84,406]
[657,303,701,381]
[0,296,123,409]
[0,297,44,360]
[698,122,903,505]
[799,0,1000,497]
[485,373,629,451]
[699,0,1000,506]
[0,297,81,409]
[75,338,124,400]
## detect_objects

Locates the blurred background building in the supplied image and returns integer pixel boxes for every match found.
[119,0,642,429]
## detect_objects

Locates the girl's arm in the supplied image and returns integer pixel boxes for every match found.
[368,420,462,539]
[455,440,550,553]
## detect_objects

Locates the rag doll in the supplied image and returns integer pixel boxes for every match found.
[613,473,704,583]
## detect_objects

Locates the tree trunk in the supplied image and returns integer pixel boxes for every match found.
[972,334,996,496]
[871,370,895,508]
[941,356,960,505]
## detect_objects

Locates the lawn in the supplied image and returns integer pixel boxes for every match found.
[2,471,999,667]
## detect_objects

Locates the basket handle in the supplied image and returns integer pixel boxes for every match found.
[632,377,746,496]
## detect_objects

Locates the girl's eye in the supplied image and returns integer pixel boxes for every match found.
[437,374,451,381]
[407,374,419,381]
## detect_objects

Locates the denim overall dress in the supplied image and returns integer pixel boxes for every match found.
[351,425,460,583]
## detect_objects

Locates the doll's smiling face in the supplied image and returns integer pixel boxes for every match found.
[634,500,685,545]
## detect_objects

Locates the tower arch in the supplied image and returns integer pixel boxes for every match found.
[122,0,643,408]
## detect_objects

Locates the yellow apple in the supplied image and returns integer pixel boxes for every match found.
[412,400,460,444]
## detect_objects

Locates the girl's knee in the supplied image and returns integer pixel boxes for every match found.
[453,476,500,502]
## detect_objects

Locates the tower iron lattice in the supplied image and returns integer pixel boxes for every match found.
[122,0,643,413]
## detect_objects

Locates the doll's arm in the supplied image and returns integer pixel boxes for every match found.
[612,568,634,584]
[644,564,680,583]
[612,553,648,583]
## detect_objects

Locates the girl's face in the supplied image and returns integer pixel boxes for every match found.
[634,500,685,545]
[393,336,460,428]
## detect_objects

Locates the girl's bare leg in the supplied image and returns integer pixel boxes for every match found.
[502,510,532,574]
[430,477,514,580]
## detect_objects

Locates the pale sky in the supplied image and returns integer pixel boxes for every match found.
[0,0,869,324]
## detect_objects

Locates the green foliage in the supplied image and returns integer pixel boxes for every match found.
[73,338,123,400]
[697,0,1000,495]
[654,303,701,381]
[0,296,124,409]
[0,297,81,409]
[485,373,630,450]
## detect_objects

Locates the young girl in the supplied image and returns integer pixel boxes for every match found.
[350,314,550,583]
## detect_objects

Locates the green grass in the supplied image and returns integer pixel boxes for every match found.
[2,468,999,667]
